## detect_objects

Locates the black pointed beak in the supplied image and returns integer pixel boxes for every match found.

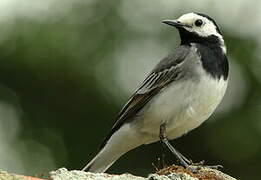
[162,20,190,28]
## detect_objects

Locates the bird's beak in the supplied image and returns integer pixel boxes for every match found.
[162,20,190,28]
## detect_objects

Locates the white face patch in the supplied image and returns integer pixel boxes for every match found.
[177,13,226,53]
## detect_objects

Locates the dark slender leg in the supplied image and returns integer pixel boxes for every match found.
[159,123,189,168]
[175,149,190,164]
[159,123,223,171]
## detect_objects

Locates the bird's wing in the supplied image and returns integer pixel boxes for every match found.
[100,45,191,148]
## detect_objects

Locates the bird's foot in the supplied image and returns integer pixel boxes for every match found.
[188,160,205,166]
[202,164,223,169]
[185,160,223,173]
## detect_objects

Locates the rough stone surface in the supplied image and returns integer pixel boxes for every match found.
[148,173,198,180]
[49,168,145,180]
[155,165,237,180]
[49,166,238,180]
[0,170,43,180]
[0,165,238,180]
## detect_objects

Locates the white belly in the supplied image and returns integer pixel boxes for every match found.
[136,74,228,143]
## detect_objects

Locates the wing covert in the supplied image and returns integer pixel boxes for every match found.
[100,45,191,148]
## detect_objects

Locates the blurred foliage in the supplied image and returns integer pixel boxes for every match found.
[0,1,260,180]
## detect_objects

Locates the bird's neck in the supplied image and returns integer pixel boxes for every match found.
[196,43,229,80]
[178,30,229,80]
[179,30,223,48]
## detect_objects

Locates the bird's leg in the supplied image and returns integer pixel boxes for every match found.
[159,123,190,168]
[159,123,223,171]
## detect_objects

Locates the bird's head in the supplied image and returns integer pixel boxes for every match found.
[163,12,226,53]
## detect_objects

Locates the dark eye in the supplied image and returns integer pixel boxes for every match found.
[194,19,203,27]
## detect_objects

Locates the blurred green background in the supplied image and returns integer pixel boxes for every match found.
[0,0,260,179]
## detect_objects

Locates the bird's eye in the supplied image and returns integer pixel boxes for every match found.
[194,19,203,27]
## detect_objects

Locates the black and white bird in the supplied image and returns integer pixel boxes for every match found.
[83,12,229,172]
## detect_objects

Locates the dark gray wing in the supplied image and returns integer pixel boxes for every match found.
[100,45,191,148]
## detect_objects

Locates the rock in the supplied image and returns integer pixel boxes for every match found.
[49,165,238,180]
[49,168,145,180]
[0,170,44,180]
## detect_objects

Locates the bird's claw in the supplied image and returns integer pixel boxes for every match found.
[184,161,223,173]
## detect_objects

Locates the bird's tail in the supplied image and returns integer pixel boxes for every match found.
[82,145,119,172]
[82,124,145,173]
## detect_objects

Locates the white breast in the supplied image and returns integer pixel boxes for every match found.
[167,75,227,139]
[137,72,228,144]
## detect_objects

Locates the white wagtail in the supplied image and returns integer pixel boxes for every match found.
[83,12,229,172]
